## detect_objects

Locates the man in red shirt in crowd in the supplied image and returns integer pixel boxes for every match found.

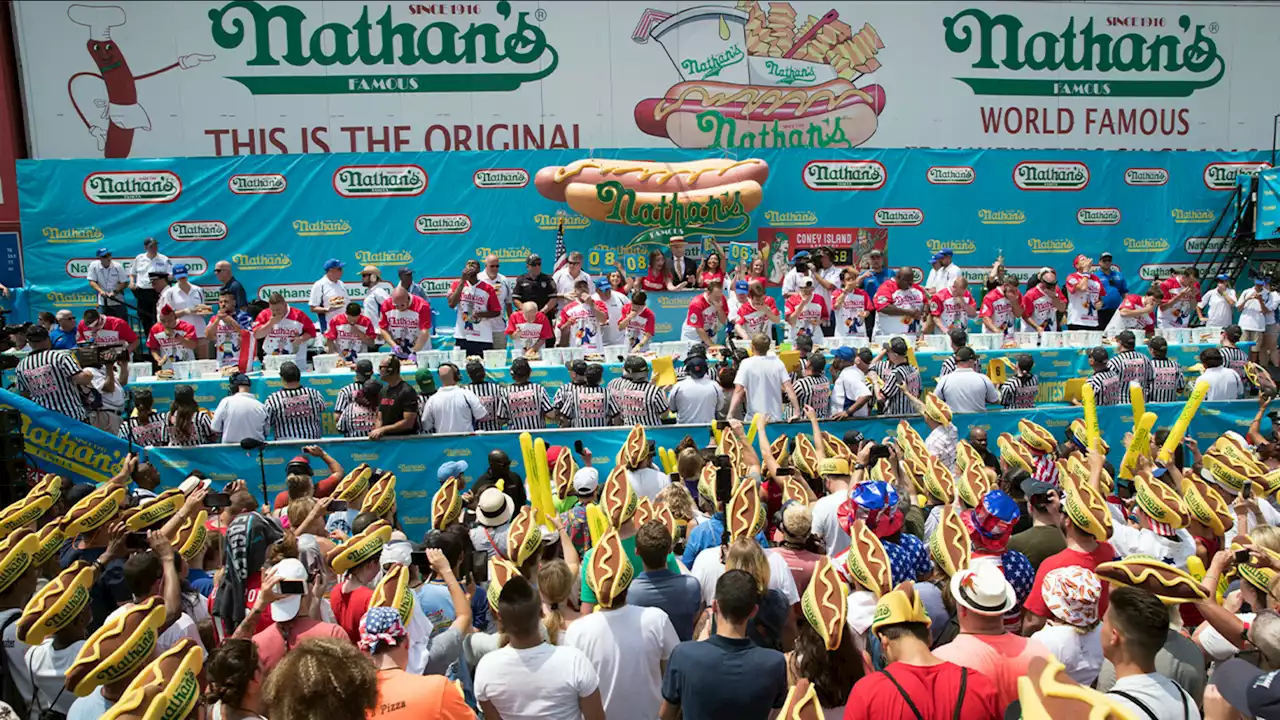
[78,307,139,353]
[380,288,433,354]
[324,302,377,361]
[845,581,999,720]
[1021,269,1067,333]
[329,517,391,642]
[927,276,976,335]
[980,275,1024,341]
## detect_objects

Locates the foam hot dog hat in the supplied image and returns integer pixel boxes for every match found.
[0,529,37,594]
[955,440,981,474]
[1067,419,1110,455]
[896,421,926,461]
[696,462,719,507]
[334,463,373,502]
[586,529,633,609]
[66,596,166,696]
[370,564,414,626]
[506,506,543,567]
[956,462,990,509]
[486,557,522,612]
[778,473,813,505]
[821,431,853,461]
[652,504,679,540]
[1229,536,1280,594]
[326,520,392,574]
[923,394,952,425]
[726,476,764,541]
[1133,473,1188,530]
[1019,419,1057,454]
[770,435,791,466]
[801,557,848,651]
[361,472,397,517]
[922,457,954,505]
[100,638,204,720]
[619,425,648,469]
[1182,475,1233,537]
[719,424,747,476]
[431,475,463,531]
[18,560,93,645]
[0,490,56,534]
[633,496,655,529]
[779,678,824,720]
[1095,556,1207,604]
[844,519,892,597]
[899,454,928,496]
[1203,442,1264,494]
[792,433,819,477]
[167,510,207,563]
[600,466,638,528]
[64,484,126,536]
[928,505,971,578]
[869,457,898,486]
[551,448,578,500]
[1017,657,1140,720]
[997,433,1036,473]
[32,473,64,505]
[1213,433,1266,473]
[1059,467,1113,542]
[31,522,68,566]
[122,489,184,532]
[871,580,931,632]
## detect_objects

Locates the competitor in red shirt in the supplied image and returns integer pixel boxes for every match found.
[832,270,872,340]
[324,302,376,362]
[696,248,727,288]
[927,276,977,335]
[784,277,829,343]
[681,279,729,345]
[735,280,781,341]
[1158,267,1198,328]
[379,288,433,353]
[618,291,657,350]
[505,301,554,357]
[979,275,1024,340]
[557,278,609,349]
[872,268,928,337]
[147,304,198,366]
[1107,288,1160,336]
[639,248,685,292]
[253,293,318,365]
[1020,269,1067,333]
[78,308,139,352]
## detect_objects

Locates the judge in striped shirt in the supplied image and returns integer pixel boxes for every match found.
[998,354,1039,409]
[500,358,554,431]
[465,360,505,432]
[1106,331,1153,395]
[264,362,327,440]
[1146,337,1187,403]
[1082,347,1124,406]
[607,356,670,427]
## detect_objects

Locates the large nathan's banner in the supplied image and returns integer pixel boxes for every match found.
[10,1,1280,159]
[17,147,1270,317]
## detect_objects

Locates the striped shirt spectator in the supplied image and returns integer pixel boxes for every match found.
[1220,344,1248,383]
[333,360,376,417]
[1148,357,1187,403]
[792,374,832,419]
[1107,349,1153,394]
[166,411,216,447]
[16,341,90,422]
[337,402,379,438]
[119,411,169,446]
[554,382,611,428]
[880,362,921,417]
[606,374,670,426]
[999,374,1039,409]
[465,362,506,432]
[264,366,327,440]
[1086,367,1124,406]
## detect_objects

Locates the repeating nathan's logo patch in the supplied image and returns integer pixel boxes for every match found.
[355,250,413,267]
[473,168,529,188]
[927,166,975,185]
[333,165,427,198]
[416,214,472,234]
[66,257,207,279]
[926,239,976,254]
[169,221,228,241]
[534,213,591,231]
[874,208,923,227]
[1185,236,1230,254]
[83,171,182,204]
[1077,208,1121,226]
[293,220,352,237]
[1124,237,1171,252]
[42,226,104,244]
[1125,168,1169,186]
[803,161,886,191]
[1139,263,1185,281]
[233,253,292,271]
[1027,237,1076,253]
[763,210,818,227]
[978,209,1026,225]
[1172,209,1216,224]
[1013,162,1089,191]
[45,292,99,307]
[228,173,287,194]
[1204,162,1271,191]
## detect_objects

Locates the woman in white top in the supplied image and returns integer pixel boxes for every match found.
[1029,566,1104,686]
[205,638,268,720]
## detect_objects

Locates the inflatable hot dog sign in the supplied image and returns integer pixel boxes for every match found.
[632,2,885,149]
[534,158,767,237]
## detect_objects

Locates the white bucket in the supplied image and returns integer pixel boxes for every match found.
[356,352,387,369]
[1195,326,1222,344]
[451,348,468,364]
[1173,328,1194,345]
[1063,330,1087,347]
[262,355,290,376]
[171,361,197,380]
[483,349,507,369]
[603,344,629,362]
[193,360,221,378]
[128,362,154,381]
[1084,331,1105,347]
[1015,332,1039,349]
[968,334,993,350]
[312,354,339,374]
[1039,332,1062,348]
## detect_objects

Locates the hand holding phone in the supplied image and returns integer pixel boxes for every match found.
[277,580,306,595]
[203,492,231,509]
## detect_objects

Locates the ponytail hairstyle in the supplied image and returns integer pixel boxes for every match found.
[170,384,199,441]
[538,558,574,645]
[205,638,259,710]
[268,530,300,567]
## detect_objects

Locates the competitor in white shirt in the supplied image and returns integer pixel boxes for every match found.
[448,259,503,354]
[481,253,512,350]
[308,258,349,332]
[1198,274,1237,328]
[924,248,961,293]
[1065,254,1104,329]
[591,279,627,347]
[358,265,393,327]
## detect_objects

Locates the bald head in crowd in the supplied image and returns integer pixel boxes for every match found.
[390,287,411,310]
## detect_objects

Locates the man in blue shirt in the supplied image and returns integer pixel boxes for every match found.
[630,519,703,641]
[215,260,250,312]
[50,310,79,349]
[1096,251,1127,330]
[857,249,893,338]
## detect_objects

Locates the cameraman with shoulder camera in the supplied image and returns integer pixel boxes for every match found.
[81,346,130,434]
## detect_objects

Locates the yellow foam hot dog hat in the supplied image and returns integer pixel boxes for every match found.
[361,472,397,517]
[923,394,952,425]
[599,466,638,528]
[326,520,392,574]
[1182,474,1233,537]
[585,530,633,609]
[506,506,544,567]
[928,505,971,578]
[1068,418,1109,455]
[550,448,578,500]
[168,510,208,563]
[1017,657,1140,720]
[485,556,522,612]
[0,491,56,534]
[820,431,852,461]
[1060,467,1113,542]
[31,522,67,566]
[101,638,204,720]
[431,475,463,531]
[32,474,64,505]
[18,561,94,645]
[801,557,848,651]
[334,463,373,502]
[66,596,166,696]
[1133,473,1189,530]
[619,425,648,469]
[955,440,981,474]
[370,563,414,626]
[792,434,819,477]
[1018,419,1057,454]
[769,435,791,466]
[632,496,655,529]
[0,529,38,594]
[122,489,184,532]
[780,678,824,720]
[922,457,955,505]
[956,462,991,509]
[726,476,764,541]
[844,519,892,597]
[997,433,1035,473]
[1095,555,1207,604]
[871,581,931,632]
[64,485,126,536]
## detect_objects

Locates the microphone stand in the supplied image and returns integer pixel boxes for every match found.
[240,438,268,505]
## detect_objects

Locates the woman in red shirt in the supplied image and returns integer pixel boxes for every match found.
[697,248,727,288]
[640,248,685,291]
[744,255,771,288]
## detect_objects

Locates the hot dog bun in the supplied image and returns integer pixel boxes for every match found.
[18,561,94,645]
[101,638,203,720]
[1018,657,1139,720]
[535,158,769,202]
[634,80,886,132]
[66,596,166,696]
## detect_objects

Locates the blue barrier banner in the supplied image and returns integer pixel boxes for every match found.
[1260,168,1279,241]
[0,390,131,484]
[18,148,1270,324]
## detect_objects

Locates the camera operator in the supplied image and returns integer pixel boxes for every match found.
[3,323,30,356]
[80,346,130,434]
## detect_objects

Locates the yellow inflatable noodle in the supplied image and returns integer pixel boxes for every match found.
[1080,383,1100,454]
[1158,379,1209,464]
[532,439,555,526]
[1186,555,1206,582]
[1119,412,1158,480]
[586,503,610,546]
[711,421,723,446]
[905,344,918,368]
[745,413,762,445]
[1129,382,1145,421]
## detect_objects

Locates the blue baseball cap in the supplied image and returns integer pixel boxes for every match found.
[940,248,954,257]
[1217,274,1230,281]
[791,251,810,263]
[594,277,612,291]
[172,264,189,279]
[323,258,345,271]
[438,460,468,482]
[95,247,111,258]
[1256,278,1267,285]
[931,252,946,263]
[734,280,750,294]
[833,346,855,361]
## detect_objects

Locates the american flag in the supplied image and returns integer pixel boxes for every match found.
[552,216,568,274]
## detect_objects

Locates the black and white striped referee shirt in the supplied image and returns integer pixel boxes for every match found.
[1087,368,1124,406]
[1148,358,1187,403]
[939,354,959,377]
[166,411,216,447]
[553,383,611,428]
[469,381,505,432]
[998,374,1038,409]
[606,377,670,426]
[791,375,832,419]
[1107,350,1153,394]
[264,386,327,440]
[880,363,921,417]
[1220,345,1249,384]
[119,411,169,446]
[334,381,363,415]
[16,350,88,422]
[501,381,554,431]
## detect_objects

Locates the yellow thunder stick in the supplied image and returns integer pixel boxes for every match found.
[658,448,677,474]
[710,421,723,447]
[1119,412,1157,480]
[745,413,762,445]
[585,503,610,545]
[531,438,555,526]
[1158,378,1210,465]
[518,432,536,502]
[1129,382,1145,422]
[1080,383,1100,454]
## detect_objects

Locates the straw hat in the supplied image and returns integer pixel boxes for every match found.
[950,558,1017,617]
[476,487,514,528]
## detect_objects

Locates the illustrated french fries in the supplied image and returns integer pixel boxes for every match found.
[1158,379,1210,464]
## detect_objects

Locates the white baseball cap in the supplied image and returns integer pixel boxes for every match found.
[574,467,600,496]
[178,475,212,495]
[269,558,308,622]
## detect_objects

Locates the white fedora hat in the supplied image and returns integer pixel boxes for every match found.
[949,557,1017,617]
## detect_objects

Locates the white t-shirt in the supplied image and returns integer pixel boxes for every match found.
[626,467,668,502]
[130,253,172,290]
[1197,612,1254,661]
[811,490,851,557]
[593,291,628,346]
[483,271,512,332]
[160,283,209,336]
[1238,287,1278,332]
[925,264,961,292]
[564,605,679,720]
[1,608,33,713]
[816,265,841,307]
[25,638,84,719]
[1108,673,1201,720]
[420,386,489,435]
[211,391,267,444]
[87,261,128,304]
[1110,525,1196,570]
[1030,625,1102,687]
[474,642,600,720]
[104,605,204,656]
[553,268,593,298]
[832,366,871,417]
[1199,288,1236,328]
[1202,365,1243,401]
[1066,272,1103,327]
[691,546,800,606]
[668,377,723,424]
[934,367,998,414]
[88,366,126,411]
[308,277,348,322]
[734,355,790,422]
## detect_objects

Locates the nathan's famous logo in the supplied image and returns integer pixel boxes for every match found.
[293,219,351,237]
[926,239,976,254]
[1185,236,1230,254]
[1204,162,1271,191]
[208,0,557,94]
[416,214,472,234]
[96,627,156,681]
[333,165,426,197]
[978,209,1025,225]
[1027,237,1076,253]
[474,169,529,188]
[42,226,104,244]
[232,253,292,270]
[355,250,413,267]
[1077,208,1120,226]
[1125,168,1169,186]
[1138,263,1185,281]
[1013,162,1089,191]
[764,210,818,227]
[962,266,1037,283]
[874,208,923,227]
[534,212,590,231]
[46,292,101,307]
[1172,209,1215,224]
[473,247,533,263]
[927,166,975,185]
[592,180,753,237]
[169,221,228,241]
[804,161,885,191]
[631,5,886,149]
[942,9,1225,97]
[6,406,128,483]
[83,171,182,204]
[228,173,287,194]
[1124,237,1170,252]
